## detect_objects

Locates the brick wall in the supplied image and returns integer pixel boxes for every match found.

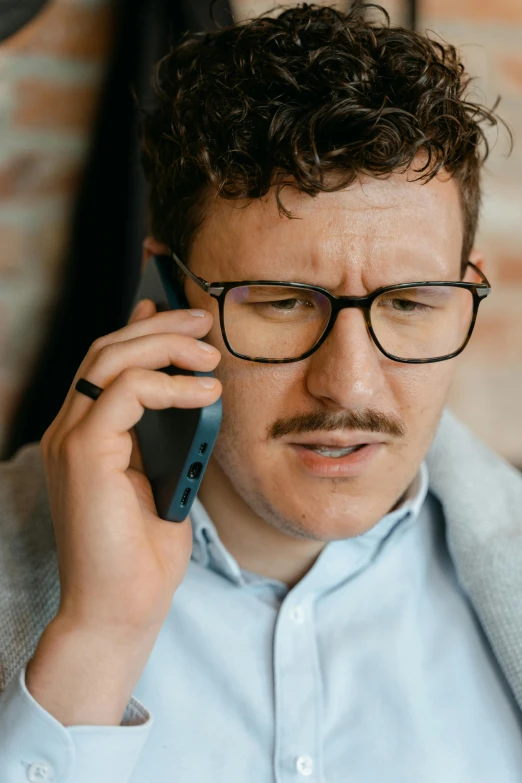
[0,0,116,451]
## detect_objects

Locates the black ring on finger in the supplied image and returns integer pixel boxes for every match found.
[75,377,104,401]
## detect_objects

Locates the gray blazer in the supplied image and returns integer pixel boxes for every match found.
[1,409,521,715]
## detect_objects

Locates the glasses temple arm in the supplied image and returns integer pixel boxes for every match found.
[172,251,210,292]
[466,260,491,289]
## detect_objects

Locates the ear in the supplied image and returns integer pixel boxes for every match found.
[463,247,486,282]
[141,236,170,272]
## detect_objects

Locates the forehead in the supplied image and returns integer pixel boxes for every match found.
[190,167,463,286]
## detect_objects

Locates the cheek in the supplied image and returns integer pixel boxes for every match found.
[385,360,455,427]
[214,358,300,443]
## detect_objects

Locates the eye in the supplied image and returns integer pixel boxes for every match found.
[269,298,312,310]
[378,296,432,314]
[392,299,421,312]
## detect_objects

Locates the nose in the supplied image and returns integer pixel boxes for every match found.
[305,307,387,410]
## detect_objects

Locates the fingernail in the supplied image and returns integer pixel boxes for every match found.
[188,309,206,317]
[198,341,216,354]
[198,376,217,389]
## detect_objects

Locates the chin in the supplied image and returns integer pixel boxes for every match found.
[271,443,418,535]
[261,489,393,541]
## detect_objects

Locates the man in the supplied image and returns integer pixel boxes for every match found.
[1,3,521,782]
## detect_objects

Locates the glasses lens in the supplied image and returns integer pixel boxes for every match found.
[224,285,331,360]
[371,285,475,360]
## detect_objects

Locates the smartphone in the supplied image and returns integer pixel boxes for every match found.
[129,254,222,522]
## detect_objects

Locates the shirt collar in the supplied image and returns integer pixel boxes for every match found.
[189,461,429,590]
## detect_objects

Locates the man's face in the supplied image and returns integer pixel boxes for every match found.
[182,168,481,540]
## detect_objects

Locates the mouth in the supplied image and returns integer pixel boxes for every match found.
[299,444,367,458]
[288,440,385,477]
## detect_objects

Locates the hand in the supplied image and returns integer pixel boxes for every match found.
[40,299,222,638]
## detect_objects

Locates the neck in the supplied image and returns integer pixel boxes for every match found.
[197,457,326,588]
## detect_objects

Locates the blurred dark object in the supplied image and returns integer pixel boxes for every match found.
[407,0,416,31]
[0,0,50,42]
[3,0,233,459]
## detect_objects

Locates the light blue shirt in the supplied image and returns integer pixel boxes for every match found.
[1,462,522,783]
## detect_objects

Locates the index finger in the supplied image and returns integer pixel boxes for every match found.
[54,302,214,430]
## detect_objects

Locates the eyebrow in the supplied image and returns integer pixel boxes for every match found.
[385,286,455,298]
[239,284,313,293]
[224,277,459,294]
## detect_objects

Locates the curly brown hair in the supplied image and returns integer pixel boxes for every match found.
[140,2,508,276]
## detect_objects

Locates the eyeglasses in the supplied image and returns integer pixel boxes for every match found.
[172,252,491,364]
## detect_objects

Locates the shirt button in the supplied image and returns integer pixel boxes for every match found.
[289,605,305,624]
[295,755,314,776]
[27,762,53,782]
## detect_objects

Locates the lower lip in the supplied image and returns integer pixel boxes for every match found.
[290,443,383,477]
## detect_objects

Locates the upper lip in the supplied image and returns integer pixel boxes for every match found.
[288,433,387,448]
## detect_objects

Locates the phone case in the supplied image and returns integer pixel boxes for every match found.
[131,255,222,521]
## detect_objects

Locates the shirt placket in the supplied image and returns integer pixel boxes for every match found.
[273,592,323,783]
